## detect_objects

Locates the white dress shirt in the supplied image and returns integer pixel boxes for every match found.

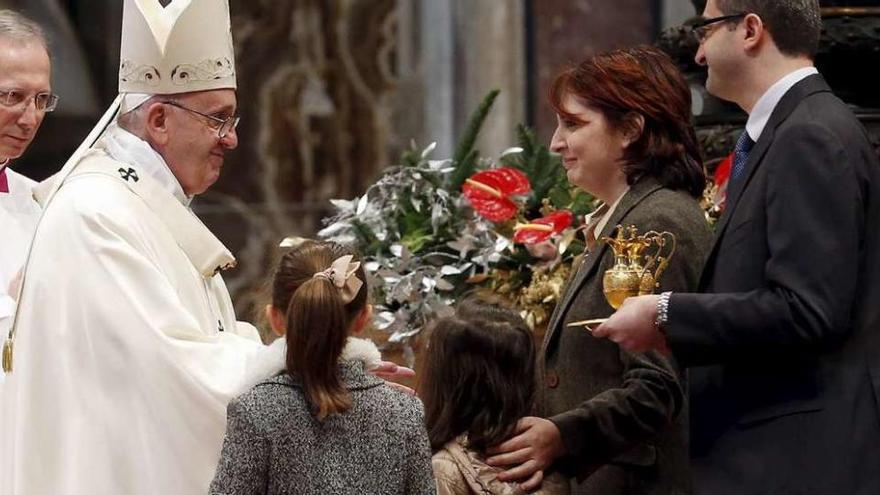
[746,67,819,141]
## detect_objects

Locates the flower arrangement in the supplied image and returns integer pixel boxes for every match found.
[701,151,733,225]
[316,91,594,362]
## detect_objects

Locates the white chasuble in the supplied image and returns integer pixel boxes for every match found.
[0,149,284,495]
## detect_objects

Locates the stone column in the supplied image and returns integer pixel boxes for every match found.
[417,0,454,157]
[662,0,695,29]
[452,0,526,158]
[395,0,527,159]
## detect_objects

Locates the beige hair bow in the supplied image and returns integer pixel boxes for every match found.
[312,255,363,303]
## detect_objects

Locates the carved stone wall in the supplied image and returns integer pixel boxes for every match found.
[195,0,401,318]
[530,0,659,142]
[206,0,529,320]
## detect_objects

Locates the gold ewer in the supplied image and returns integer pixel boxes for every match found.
[601,225,676,309]
[567,225,676,330]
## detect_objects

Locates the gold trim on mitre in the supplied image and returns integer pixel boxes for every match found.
[120,0,237,95]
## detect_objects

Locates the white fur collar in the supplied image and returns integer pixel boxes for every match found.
[340,337,383,369]
[236,336,382,396]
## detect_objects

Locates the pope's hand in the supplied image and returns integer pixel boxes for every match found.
[592,295,670,354]
[485,416,565,492]
[8,269,24,299]
[369,361,417,395]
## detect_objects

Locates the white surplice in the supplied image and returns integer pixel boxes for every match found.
[0,167,41,385]
[0,126,284,495]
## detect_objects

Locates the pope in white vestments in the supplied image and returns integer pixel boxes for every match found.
[0,1,286,493]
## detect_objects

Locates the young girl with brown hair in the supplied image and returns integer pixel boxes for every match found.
[210,241,435,494]
[421,298,569,495]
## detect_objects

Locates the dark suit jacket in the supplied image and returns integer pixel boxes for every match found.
[666,75,880,494]
[540,176,712,495]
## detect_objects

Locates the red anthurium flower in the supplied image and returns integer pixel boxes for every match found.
[712,152,734,210]
[513,210,573,244]
[714,153,733,188]
[462,168,531,222]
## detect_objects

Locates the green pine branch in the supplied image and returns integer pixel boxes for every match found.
[503,124,567,214]
[350,218,382,254]
[448,89,501,190]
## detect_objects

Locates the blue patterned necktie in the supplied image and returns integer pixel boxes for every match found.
[731,131,755,184]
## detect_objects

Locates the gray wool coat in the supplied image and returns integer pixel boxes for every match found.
[209,359,436,495]
[540,176,712,495]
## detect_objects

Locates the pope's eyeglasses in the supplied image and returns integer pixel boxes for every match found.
[161,100,240,139]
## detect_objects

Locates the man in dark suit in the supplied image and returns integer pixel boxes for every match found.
[595,0,880,493]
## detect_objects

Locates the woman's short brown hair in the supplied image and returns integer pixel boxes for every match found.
[549,45,706,198]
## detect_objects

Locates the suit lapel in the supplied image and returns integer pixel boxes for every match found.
[543,176,663,350]
[700,74,833,288]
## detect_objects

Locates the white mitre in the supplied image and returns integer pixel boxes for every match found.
[119,0,237,112]
[34,0,238,204]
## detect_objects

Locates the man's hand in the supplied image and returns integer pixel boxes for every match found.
[369,361,417,395]
[485,417,565,492]
[592,295,670,354]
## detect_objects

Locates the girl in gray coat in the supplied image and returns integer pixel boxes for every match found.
[210,241,435,495]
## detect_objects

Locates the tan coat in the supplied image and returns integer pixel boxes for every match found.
[433,436,570,495]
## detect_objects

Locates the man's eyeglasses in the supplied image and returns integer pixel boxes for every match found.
[161,100,240,139]
[691,13,748,43]
[0,89,59,113]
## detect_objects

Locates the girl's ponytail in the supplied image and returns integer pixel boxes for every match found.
[271,242,368,421]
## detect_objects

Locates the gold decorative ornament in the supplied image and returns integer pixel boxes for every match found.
[568,225,676,331]
[601,225,676,308]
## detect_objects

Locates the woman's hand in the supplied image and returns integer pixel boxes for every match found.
[485,416,566,491]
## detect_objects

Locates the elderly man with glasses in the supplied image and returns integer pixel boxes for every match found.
[1,0,411,492]
[0,1,285,493]
[0,10,55,380]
